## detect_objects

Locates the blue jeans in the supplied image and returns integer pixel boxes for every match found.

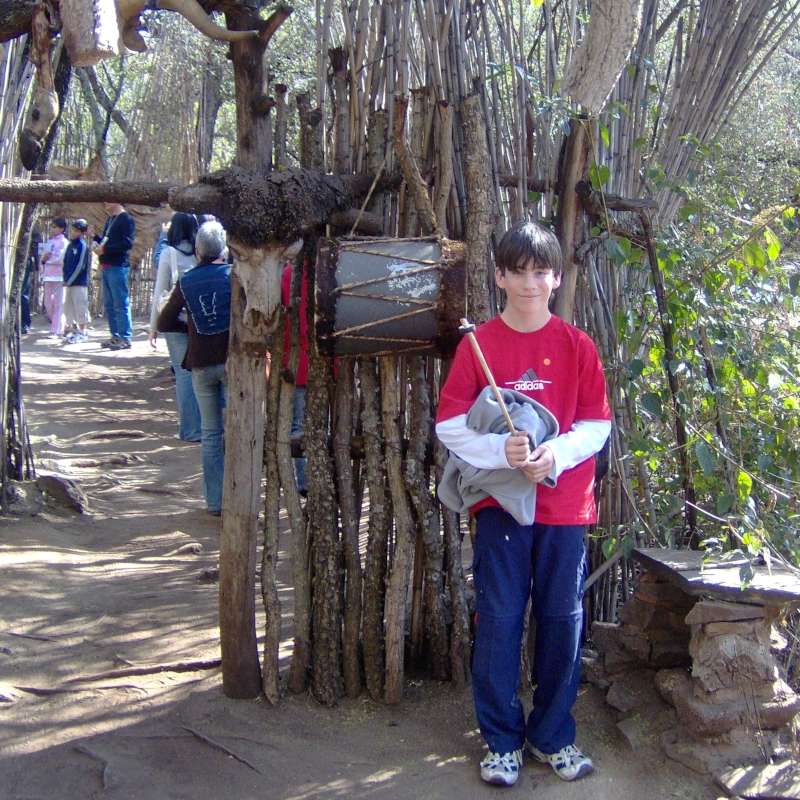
[191,363,227,512]
[164,332,202,441]
[101,266,132,340]
[292,387,307,492]
[472,508,586,755]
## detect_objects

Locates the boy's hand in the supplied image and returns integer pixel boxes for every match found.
[505,431,532,468]
[520,444,554,484]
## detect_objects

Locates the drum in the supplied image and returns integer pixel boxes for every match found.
[315,237,467,357]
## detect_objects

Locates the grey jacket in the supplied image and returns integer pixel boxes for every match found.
[438,386,559,526]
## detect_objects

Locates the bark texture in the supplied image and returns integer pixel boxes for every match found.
[261,309,284,704]
[405,357,448,680]
[461,94,498,325]
[381,356,417,704]
[553,120,589,322]
[334,360,362,698]
[360,359,390,701]
[219,269,267,699]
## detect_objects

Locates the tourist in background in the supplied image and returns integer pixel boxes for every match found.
[89,201,135,351]
[41,217,68,338]
[149,212,202,442]
[61,218,91,343]
[158,221,231,516]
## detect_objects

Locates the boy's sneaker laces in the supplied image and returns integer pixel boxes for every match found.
[479,748,523,786]
[529,743,594,781]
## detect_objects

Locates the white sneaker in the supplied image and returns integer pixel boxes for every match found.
[76,332,89,342]
[479,749,523,786]
[529,743,594,781]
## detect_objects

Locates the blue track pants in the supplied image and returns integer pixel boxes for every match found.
[472,507,586,755]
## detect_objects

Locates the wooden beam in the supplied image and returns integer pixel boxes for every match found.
[0,179,174,206]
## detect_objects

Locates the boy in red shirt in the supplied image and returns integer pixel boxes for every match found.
[436,221,611,786]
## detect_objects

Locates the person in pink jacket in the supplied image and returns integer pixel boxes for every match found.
[41,217,68,337]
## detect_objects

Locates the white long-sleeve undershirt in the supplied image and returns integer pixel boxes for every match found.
[435,415,611,484]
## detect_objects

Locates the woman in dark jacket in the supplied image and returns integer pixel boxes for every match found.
[157,221,231,516]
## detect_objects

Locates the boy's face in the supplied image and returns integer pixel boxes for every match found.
[495,259,561,320]
[70,227,84,240]
[50,223,65,237]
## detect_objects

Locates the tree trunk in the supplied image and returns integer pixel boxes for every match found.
[461,94,498,326]
[196,49,224,174]
[217,5,282,700]
[360,358,391,700]
[435,438,471,686]
[306,342,344,705]
[405,357,449,680]
[280,260,311,695]
[334,359,362,698]
[273,83,289,170]
[219,269,267,699]
[261,310,284,704]
[381,356,417,704]
[553,120,588,322]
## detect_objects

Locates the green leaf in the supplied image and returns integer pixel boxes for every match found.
[764,228,781,262]
[605,238,626,266]
[789,273,800,296]
[602,538,618,559]
[632,137,648,149]
[696,440,716,475]
[739,561,756,588]
[621,535,636,558]
[530,0,544,7]
[589,162,611,190]
[629,358,645,379]
[737,471,753,503]
[743,241,766,270]
[717,494,736,514]
[625,63,636,79]
[640,392,663,418]
[599,121,610,148]
[680,203,699,221]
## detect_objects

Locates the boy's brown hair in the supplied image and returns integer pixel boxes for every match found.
[496,221,562,277]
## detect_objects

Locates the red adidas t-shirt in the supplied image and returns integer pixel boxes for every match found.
[436,315,611,525]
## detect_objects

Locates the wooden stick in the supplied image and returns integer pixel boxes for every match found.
[459,318,516,435]
[182,726,263,774]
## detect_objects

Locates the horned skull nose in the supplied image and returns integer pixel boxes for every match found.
[31,108,40,121]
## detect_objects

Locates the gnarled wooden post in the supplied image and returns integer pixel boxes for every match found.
[217,2,292,700]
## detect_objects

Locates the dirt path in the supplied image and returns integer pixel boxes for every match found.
[0,320,719,799]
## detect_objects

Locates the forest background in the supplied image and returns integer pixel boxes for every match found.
[0,0,799,706]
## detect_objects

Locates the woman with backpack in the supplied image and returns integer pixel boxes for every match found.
[149,212,202,442]
[157,221,232,516]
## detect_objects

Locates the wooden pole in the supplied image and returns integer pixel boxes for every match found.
[218,2,292,700]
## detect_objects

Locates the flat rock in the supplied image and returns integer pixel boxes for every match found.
[36,474,90,513]
[716,760,800,799]
[581,654,611,689]
[635,579,696,609]
[690,632,778,691]
[655,667,692,707]
[660,728,713,775]
[686,600,768,626]
[673,680,800,738]
[618,597,656,629]
[606,668,659,713]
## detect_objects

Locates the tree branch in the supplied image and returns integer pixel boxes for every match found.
[0,178,173,205]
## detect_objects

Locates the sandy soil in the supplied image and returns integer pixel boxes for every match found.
[0,319,721,800]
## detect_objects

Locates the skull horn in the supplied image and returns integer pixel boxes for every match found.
[155,0,257,42]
